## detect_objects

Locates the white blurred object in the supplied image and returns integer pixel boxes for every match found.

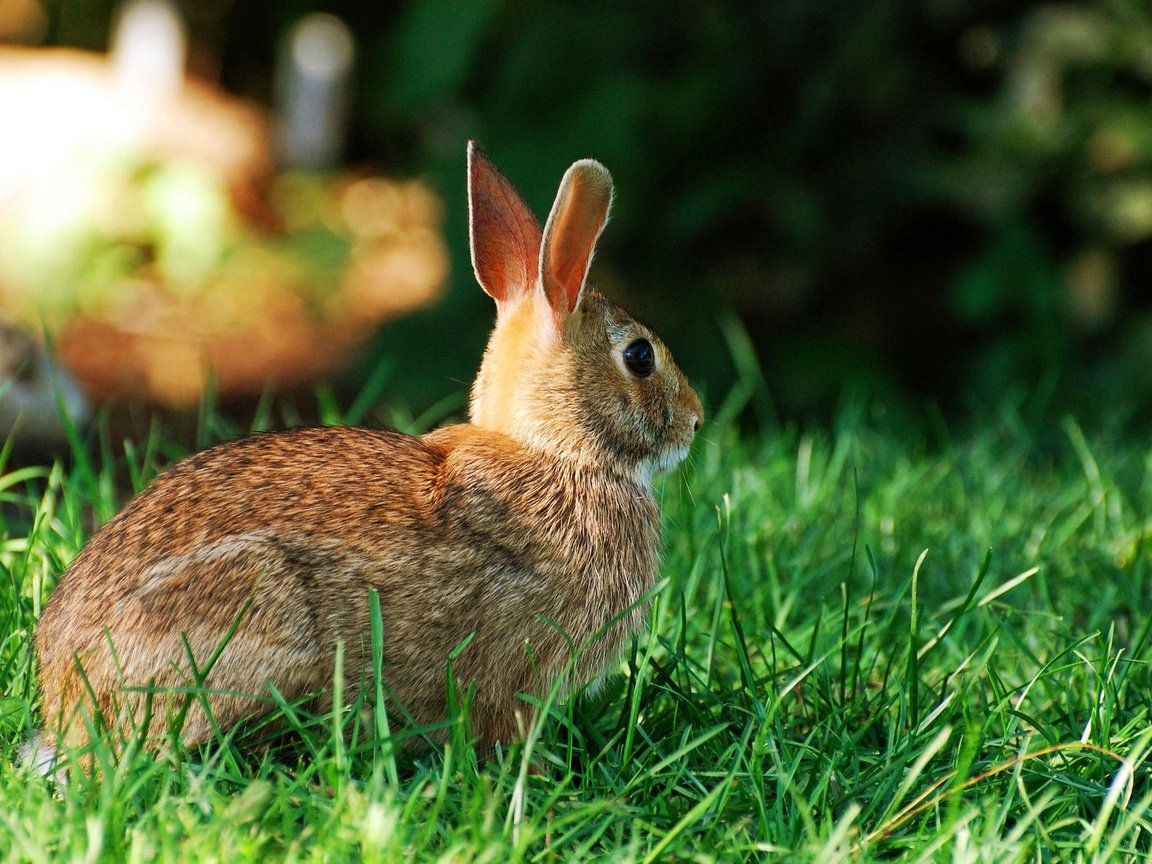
[0,45,272,244]
[111,0,187,100]
[275,13,355,169]
[0,321,89,449]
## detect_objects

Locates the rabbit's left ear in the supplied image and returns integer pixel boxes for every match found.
[468,141,542,307]
[539,160,613,322]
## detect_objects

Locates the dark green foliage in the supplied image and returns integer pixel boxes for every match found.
[33,0,1152,420]
[347,0,1152,419]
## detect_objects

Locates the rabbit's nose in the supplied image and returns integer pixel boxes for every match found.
[691,415,701,433]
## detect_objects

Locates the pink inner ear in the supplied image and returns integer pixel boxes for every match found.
[548,191,600,312]
[468,144,542,304]
[541,162,613,317]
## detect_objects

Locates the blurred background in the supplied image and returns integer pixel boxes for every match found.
[2,0,1152,445]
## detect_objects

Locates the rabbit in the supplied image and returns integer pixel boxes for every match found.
[33,142,702,763]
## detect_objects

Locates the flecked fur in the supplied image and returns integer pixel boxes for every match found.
[34,143,702,757]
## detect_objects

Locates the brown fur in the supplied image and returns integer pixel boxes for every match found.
[34,143,702,755]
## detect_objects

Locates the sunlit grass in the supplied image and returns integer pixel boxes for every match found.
[2,390,1152,861]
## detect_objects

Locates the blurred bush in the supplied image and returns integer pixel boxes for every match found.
[329,0,1152,421]
[937,1,1152,415]
[15,0,1152,421]
[0,39,447,408]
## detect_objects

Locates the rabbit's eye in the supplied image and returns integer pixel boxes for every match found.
[623,339,655,377]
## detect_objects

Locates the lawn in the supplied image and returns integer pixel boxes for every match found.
[2,389,1152,861]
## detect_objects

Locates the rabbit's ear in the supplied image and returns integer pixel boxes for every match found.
[540,160,613,321]
[468,141,543,305]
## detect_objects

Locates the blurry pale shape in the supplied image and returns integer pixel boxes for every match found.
[1105,181,1152,243]
[53,171,449,406]
[98,279,151,328]
[0,37,446,407]
[401,180,444,227]
[343,230,449,322]
[276,13,355,169]
[143,334,201,406]
[1089,126,1138,174]
[292,13,354,78]
[141,163,234,292]
[111,0,186,100]
[268,172,331,232]
[1006,61,1060,129]
[0,47,271,235]
[0,52,138,201]
[1020,5,1109,64]
[341,178,403,238]
[1007,6,1110,130]
[3,169,98,277]
[1064,249,1116,330]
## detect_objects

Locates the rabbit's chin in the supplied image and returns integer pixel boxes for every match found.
[635,443,691,489]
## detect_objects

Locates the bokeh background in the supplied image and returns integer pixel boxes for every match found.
[3,0,1152,436]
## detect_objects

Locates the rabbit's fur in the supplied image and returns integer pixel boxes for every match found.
[34,143,702,758]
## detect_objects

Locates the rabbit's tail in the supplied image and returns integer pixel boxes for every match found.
[18,730,64,784]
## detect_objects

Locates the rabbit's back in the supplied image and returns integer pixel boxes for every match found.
[39,426,444,637]
[36,424,660,748]
[87,426,443,559]
[36,426,455,744]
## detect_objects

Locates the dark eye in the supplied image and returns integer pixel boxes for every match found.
[623,338,655,378]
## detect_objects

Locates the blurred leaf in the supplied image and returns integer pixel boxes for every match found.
[380,0,499,118]
[953,221,1062,323]
[0,696,24,737]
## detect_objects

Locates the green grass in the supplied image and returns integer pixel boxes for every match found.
[3,394,1152,861]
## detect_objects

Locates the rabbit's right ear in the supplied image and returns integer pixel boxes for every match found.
[468,141,543,307]
[539,159,613,323]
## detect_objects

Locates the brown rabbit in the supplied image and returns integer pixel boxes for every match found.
[33,142,702,762]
